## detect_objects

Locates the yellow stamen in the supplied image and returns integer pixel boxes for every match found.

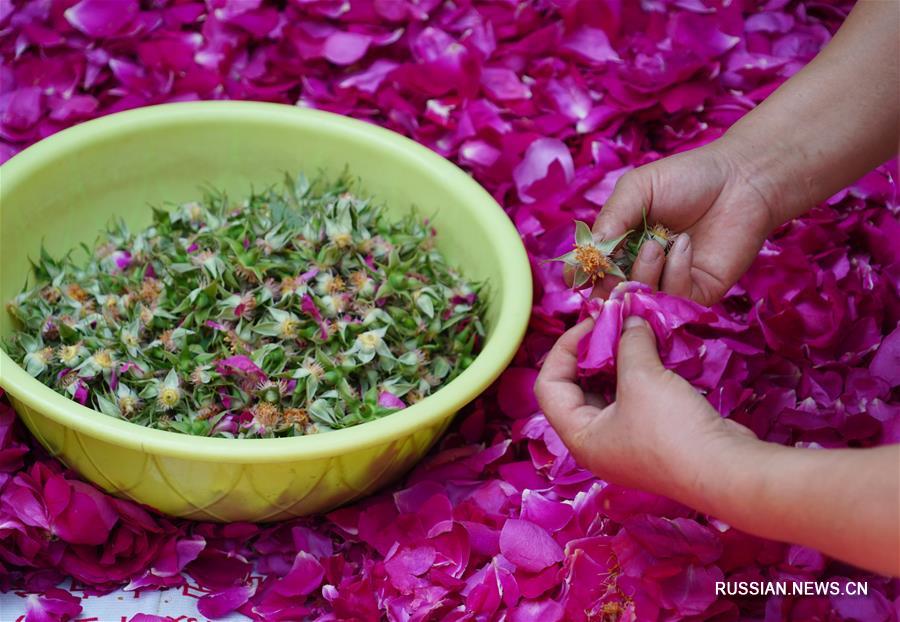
[252,402,282,428]
[331,232,353,248]
[197,403,219,420]
[649,223,673,241]
[92,349,114,369]
[158,386,181,410]
[279,317,299,339]
[574,245,613,280]
[357,331,382,350]
[406,390,423,404]
[41,287,61,303]
[59,345,82,366]
[280,276,300,296]
[350,271,369,289]
[118,396,137,416]
[327,276,346,294]
[65,283,90,302]
[283,408,309,426]
[303,359,325,379]
[235,264,259,283]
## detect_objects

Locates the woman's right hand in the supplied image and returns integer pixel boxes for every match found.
[590,136,794,306]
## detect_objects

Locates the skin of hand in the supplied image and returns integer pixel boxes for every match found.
[586,0,899,306]
[534,316,754,497]
[535,317,900,576]
[588,140,779,306]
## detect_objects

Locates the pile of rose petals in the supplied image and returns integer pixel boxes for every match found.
[2,1,899,621]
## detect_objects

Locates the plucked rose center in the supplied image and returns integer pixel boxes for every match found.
[59,345,80,365]
[649,223,673,241]
[280,318,299,338]
[93,350,113,369]
[119,396,137,415]
[158,387,181,409]
[331,232,353,248]
[574,245,612,277]
[358,331,382,349]
[253,402,281,427]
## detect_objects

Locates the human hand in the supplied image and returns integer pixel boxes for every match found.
[533,315,755,500]
[587,139,790,306]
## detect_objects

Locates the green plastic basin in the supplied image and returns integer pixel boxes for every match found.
[0,102,532,522]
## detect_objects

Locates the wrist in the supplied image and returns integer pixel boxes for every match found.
[714,124,815,230]
[671,422,775,518]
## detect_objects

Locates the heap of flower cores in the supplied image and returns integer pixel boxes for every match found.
[5,174,484,438]
[2,0,899,621]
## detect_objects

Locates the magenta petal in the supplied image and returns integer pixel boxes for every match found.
[577,297,623,374]
[498,368,540,419]
[339,60,399,94]
[378,391,405,409]
[385,545,437,592]
[212,0,262,21]
[64,0,139,38]
[323,32,372,65]
[152,535,206,577]
[870,326,900,385]
[481,67,531,101]
[499,519,563,573]
[561,27,620,64]
[50,95,98,121]
[187,549,251,590]
[624,515,722,564]
[24,588,82,622]
[1,88,43,135]
[670,12,741,58]
[510,598,564,622]
[459,139,501,168]
[513,138,575,203]
[657,564,721,616]
[520,490,573,533]
[197,584,255,620]
[45,478,118,545]
[273,551,325,597]
[214,355,267,382]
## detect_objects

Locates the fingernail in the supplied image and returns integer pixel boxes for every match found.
[674,232,691,253]
[639,240,662,261]
[624,316,646,330]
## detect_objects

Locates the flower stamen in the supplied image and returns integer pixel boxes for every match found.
[574,245,614,280]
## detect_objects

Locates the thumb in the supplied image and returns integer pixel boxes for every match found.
[616,316,664,378]
[593,169,649,241]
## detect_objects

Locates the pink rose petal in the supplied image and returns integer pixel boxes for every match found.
[499,519,563,573]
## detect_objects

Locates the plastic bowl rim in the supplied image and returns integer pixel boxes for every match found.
[0,101,533,463]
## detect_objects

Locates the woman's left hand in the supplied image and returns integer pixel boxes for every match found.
[534,315,755,500]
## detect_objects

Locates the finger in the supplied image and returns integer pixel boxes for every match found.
[535,318,595,416]
[590,274,624,300]
[584,391,608,409]
[629,240,665,289]
[616,316,663,379]
[660,233,693,298]
[592,170,649,241]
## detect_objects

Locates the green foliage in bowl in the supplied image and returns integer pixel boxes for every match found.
[5,173,485,438]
